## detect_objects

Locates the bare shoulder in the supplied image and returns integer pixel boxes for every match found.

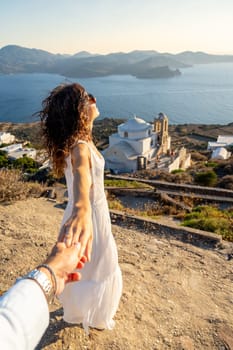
[72,142,90,156]
[71,142,91,166]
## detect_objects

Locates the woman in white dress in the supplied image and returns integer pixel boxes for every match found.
[39,83,122,332]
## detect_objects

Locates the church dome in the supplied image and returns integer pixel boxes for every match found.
[157,112,168,120]
[119,116,151,132]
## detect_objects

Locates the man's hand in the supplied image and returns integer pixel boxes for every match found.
[42,242,87,295]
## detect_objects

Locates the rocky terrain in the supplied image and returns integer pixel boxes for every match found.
[0,120,233,349]
[0,198,233,349]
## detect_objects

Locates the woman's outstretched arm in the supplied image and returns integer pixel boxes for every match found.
[58,143,93,261]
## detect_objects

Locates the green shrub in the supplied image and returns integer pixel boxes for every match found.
[182,205,233,241]
[104,179,152,188]
[171,169,184,174]
[0,154,9,168]
[12,156,39,174]
[194,170,217,186]
[205,161,218,168]
[183,217,227,233]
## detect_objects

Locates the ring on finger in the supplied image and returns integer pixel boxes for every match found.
[73,242,80,249]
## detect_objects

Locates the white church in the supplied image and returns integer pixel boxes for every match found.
[103,113,172,173]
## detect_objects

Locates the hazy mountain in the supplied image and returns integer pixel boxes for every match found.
[73,51,98,58]
[45,49,186,78]
[0,45,65,74]
[174,51,233,65]
[1,45,233,78]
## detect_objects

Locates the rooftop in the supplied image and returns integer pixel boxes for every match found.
[118,116,152,132]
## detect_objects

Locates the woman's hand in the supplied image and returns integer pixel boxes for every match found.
[58,208,93,261]
[44,242,88,295]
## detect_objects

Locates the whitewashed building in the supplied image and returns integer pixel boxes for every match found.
[103,113,191,173]
[103,114,174,173]
[208,135,233,160]
[103,116,158,173]
[0,132,15,145]
[211,147,231,160]
[1,143,37,160]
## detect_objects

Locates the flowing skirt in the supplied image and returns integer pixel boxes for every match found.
[59,199,122,333]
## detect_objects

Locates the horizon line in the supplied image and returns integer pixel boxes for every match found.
[1,44,233,57]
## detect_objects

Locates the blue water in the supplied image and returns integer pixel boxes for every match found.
[0,63,233,124]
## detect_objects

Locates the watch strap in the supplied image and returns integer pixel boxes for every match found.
[22,269,54,303]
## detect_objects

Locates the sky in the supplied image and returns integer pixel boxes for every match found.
[1,0,233,55]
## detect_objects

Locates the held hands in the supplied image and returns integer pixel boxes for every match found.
[58,207,93,262]
[45,242,87,295]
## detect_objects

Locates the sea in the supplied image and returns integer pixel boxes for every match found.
[0,62,233,125]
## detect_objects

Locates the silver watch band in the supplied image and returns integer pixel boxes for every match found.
[22,269,54,303]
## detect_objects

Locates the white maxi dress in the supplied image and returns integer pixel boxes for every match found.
[59,141,122,332]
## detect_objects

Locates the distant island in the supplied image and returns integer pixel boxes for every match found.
[1,45,233,79]
[134,66,181,79]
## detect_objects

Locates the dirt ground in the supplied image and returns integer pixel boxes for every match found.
[0,198,233,350]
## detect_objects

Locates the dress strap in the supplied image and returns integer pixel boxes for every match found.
[75,140,102,159]
[75,140,89,146]
[73,140,92,152]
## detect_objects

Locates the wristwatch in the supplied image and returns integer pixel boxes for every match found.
[22,269,54,303]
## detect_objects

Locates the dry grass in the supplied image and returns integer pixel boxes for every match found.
[0,169,44,203]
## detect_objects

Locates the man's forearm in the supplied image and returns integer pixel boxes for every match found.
[0,279,49,350]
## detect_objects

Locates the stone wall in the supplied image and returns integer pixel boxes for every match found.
[110,210,222,248]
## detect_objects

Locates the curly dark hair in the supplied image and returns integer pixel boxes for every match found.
[39,83,92,177]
